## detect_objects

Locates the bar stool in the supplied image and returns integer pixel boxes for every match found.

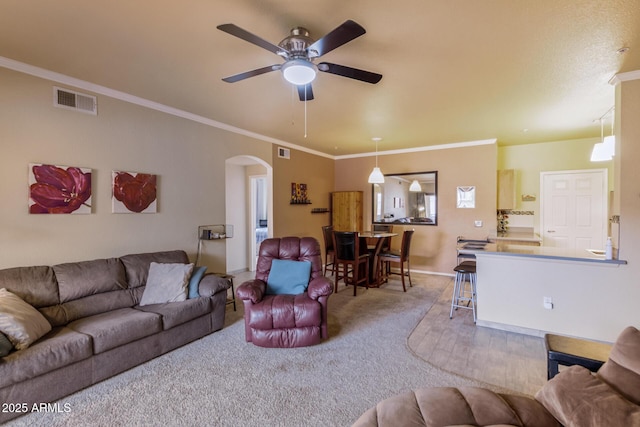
[449,261,477,322]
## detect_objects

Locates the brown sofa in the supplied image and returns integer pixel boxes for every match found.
[0,250,230,423]
[353,326,640,427]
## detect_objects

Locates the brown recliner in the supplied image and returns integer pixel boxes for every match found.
[236,236,333,348]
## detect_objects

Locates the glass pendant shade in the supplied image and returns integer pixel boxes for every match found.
[368,167,385,184]
[409,180,422,192]
[591,135,615,162]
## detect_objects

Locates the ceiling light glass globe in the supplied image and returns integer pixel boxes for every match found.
[282,59,317,85]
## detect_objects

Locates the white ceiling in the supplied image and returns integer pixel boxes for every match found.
[1,0,638,156]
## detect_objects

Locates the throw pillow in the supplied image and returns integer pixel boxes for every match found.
[0,288,52,350]
[139,262,194,306]
[0,332,13,357]
[188,266,207,299]
[266,259,311,295]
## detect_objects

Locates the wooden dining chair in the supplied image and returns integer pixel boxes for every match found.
[321,225,336,276]
[377,229,414,292]
[333,231,369,296]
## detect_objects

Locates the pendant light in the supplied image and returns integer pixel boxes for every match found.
[368,137,385,184]
[409,180,422,192]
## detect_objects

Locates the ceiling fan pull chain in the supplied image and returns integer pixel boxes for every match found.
[304,85,308,138]
[291,85,296,126]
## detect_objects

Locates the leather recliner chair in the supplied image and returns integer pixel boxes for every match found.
[236,236,333,348]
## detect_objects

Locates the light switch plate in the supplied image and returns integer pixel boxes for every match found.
[474,220,483,227]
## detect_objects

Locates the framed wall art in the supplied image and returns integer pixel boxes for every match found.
[112,171,157,213]
[28,163,92,214]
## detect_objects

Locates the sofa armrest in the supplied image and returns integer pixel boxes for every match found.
[536,365,640,426]
[307,276,333,300]
[236,279,266,304]
[198,273,230,297]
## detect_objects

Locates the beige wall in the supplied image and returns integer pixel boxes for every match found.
[272,146,335,252]
[0,68,281,270]
[335,143,497,274]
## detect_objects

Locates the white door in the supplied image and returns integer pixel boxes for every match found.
[541,170,607,249]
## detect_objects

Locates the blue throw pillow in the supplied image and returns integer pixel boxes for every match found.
[266,259,312,295]
[188,266,207,299]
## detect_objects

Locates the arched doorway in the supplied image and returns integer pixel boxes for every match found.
[225,156,273,272]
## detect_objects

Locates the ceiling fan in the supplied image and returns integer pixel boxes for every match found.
[217,20,382,101]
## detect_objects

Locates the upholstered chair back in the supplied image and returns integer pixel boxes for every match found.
[254,237,324,283]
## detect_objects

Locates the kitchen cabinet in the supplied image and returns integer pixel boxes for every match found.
[331,191,363,231]
[497,169,516,210]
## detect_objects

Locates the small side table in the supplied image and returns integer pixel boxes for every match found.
[544,333,612,379]
[214,273,236,311]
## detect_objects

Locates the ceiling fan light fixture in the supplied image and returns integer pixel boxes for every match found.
[282,59,317,85]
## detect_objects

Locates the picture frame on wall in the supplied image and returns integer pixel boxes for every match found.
[28,163,92,214]
[112,171,157,213]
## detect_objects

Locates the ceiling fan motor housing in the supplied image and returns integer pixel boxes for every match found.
[278,27,316,59]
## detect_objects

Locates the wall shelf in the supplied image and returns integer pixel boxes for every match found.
[198,224,233,240]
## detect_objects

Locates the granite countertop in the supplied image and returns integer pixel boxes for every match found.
[471,242,627,265]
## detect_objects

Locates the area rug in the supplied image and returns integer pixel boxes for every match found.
[8,275,493,427]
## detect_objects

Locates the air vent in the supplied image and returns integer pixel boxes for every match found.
[278,147,290,159]
[53,87,97,115]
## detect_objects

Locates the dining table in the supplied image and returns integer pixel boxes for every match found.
[358,231,398,286]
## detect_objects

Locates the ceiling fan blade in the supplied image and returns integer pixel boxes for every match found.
[307,20,366,57]
[318,62,382,84]
[297,84,314,101]
[217,24,289,56]
[222,65,281,83]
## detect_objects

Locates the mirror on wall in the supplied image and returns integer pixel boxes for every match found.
[372,171,438,226]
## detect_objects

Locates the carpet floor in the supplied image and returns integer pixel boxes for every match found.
[8,274,501,427]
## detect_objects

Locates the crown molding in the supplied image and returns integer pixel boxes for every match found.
[0,56,334,160]
[1,55,497,161]
[335,138,497,160]
[609,70,640,85]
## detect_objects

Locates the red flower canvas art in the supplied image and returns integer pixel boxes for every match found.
[112,171,157,213]
[29,164,92,214]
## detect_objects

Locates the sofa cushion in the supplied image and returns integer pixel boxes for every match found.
[0,265,58,308]
[536,365,640,427]
[120,250,190,288]
[0,326,92,388]
[136,297,211,330]
[53,258,128,302]
[67,307,162,354]
[353,387,561,427]
[188,266,207,299]
[0,288,52,350]
[139,262,193,306]
[597,325,640,405]
[60,289,137,324]
[266,259,311,295]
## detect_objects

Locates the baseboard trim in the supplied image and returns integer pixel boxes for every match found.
[475,319,547,338]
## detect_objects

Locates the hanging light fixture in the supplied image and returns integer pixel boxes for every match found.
[409,180,422,192]
[282,59,317,85]
[591,108,615,162]
[368,137,385,184]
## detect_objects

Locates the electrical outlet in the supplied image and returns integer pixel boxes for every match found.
[474,220,483,227]
[543,297,554,310]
